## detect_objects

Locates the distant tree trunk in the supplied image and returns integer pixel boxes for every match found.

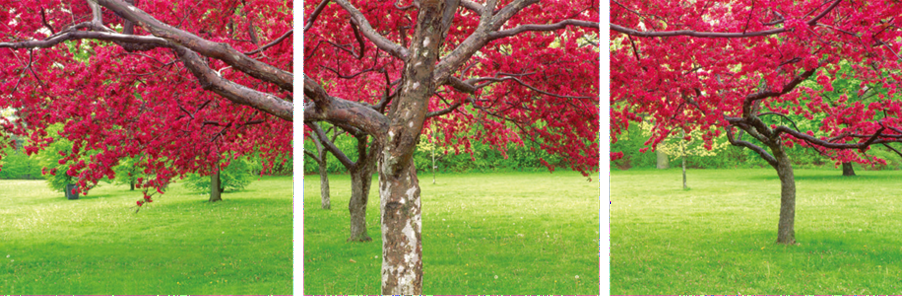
[682,154,687,189]
[680,133,686,189]
[656,149,669,169]
[318,155,330,209]
[209,170,223,202]
[130,180,135,191]
[312,134,331,209]
[842,162,855,176]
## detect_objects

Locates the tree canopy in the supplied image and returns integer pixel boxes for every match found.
[0,0,293,204]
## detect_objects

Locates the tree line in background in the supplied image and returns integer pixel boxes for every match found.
[303,127,570,175]
[0,128,291,193]
[613,120,902,171]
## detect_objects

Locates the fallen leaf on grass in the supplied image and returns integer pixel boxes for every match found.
[349,259,357,263]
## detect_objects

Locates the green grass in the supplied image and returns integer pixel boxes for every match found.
[0,176,292,295]
[611,168,902,295]
[304,171,600,295]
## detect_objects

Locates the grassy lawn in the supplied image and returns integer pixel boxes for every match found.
[0,176,292,295]
[304,171,600,295]
[611,168,902,295]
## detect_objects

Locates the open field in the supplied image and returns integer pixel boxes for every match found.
[611,168,902,295]
[304,171,600,295]
[0,176,292,295]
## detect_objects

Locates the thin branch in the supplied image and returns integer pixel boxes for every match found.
[322,66,377,79]
[304,0,331,32]
[488,19,599,40]
[471,76,592,99]
[611,23,785,38]
[41,8,56,35]
[244,29,293,55]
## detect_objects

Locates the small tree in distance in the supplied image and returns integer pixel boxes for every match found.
[637,121,729,189]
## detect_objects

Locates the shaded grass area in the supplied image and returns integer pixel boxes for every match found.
[304,171,600,295]
[0,176,292,295]
[611,168,902,295]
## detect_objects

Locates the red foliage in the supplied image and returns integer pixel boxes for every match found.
[0,0,292,203]
[612,0,902,163]
[305,0,600,175]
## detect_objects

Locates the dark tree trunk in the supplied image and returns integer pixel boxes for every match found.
[209,170,223,202]
[682,154,687,189]
[348,135,379,242]
[842,162,855,176]
[130,180,135,191]
[347,159,375,242]
[772,147,796,244]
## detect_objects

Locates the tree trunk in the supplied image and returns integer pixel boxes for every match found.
[130,180,135,191]
[348,158,375,242]
[680,133,686,189]
[656,149,669,169]
[772,148,796,244]
[375,1,448,294]
[842,162,855,176]
[209,170,223,202]
[312,133,331,209]
[378,159,422,295]
[682,154,687,189]
[318,151,331,210]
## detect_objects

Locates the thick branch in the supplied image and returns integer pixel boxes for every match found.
[304,75,390,139]
[726,125,778,167]
[333,0,409,59]
[176,47,293,121]
[0,30,170,49]
[310,122,356,169]
[305,0,332,32]
[96,0,293,91]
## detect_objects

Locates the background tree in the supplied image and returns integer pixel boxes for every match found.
[636,120,729,189]
[0,0,293,205]
[612,0,902,244]
[305,0,599,294]
[34,124,101,195]
[183,154,254,201]
[304,122,344,210]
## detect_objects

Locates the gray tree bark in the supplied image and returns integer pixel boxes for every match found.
[311,133,331,209]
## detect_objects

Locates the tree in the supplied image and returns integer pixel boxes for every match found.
[612,0,902,244]
[0,0,292,205]
[303,122,344,210]
[183,154,254,202]
[305,0,599,294]
[637,120,729,189]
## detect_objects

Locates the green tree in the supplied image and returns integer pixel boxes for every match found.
[34,125,99,196]
[183,156,254,201]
